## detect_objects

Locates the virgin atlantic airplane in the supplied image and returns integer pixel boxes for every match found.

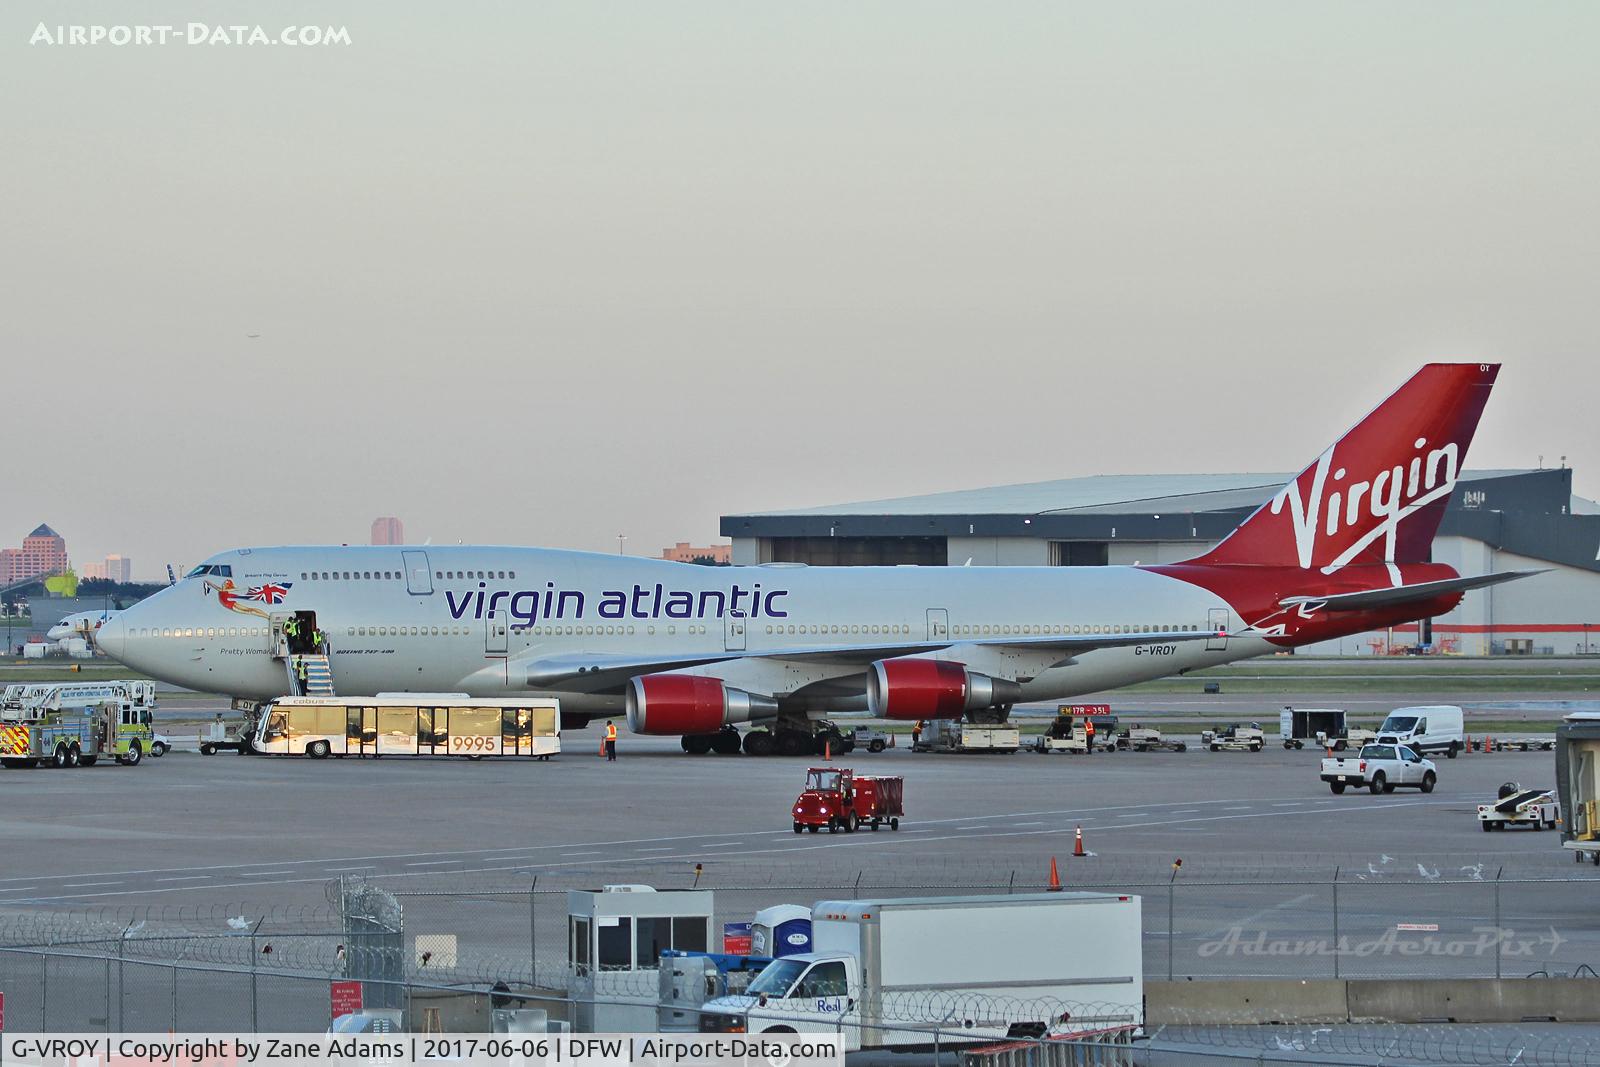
[97,363,1528,754]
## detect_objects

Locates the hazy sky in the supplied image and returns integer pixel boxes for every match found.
[4,3,1597,577]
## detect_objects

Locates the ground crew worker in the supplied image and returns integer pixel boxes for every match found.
[310,627,325,654]
[295,658,310,695]
[1085,717,1096,753]
[604,720,618,761]
[283,617,299,653]
[911,721,923,748]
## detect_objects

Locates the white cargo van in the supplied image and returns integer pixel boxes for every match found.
[1376,705,1464,758]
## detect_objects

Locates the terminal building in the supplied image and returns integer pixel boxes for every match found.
[722,468,1600,656]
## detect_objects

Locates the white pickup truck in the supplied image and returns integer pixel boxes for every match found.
[1320,744,1437,795]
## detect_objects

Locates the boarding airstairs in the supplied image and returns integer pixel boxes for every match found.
[287,654,336,696]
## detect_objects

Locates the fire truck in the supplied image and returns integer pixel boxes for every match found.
[0,702,155,768]
[791,767,904,834]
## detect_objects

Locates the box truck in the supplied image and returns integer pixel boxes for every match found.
[696,893,1142,1050]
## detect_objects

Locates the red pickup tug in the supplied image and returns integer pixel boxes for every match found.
[792,766,904,834]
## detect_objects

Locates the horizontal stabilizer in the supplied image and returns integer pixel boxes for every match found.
[1278,570,1542,612]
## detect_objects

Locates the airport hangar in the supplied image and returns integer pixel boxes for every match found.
[722,467,1600,656]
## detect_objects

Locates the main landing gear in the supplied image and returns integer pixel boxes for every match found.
[679,720,855,757]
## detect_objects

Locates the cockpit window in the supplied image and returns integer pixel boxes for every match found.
[185,564,233,578]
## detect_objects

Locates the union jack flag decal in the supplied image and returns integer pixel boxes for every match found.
[243,582,292,604]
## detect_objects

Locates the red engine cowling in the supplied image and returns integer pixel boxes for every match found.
[625,674,778,735]
[866,658,1022,719]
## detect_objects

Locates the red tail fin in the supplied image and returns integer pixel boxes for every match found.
[1196,363,1499,572]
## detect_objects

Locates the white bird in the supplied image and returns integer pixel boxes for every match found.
[1416,863,1440,880]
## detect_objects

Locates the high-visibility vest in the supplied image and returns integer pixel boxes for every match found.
[605,724,617,741]
[1086,722,1095,736]
[296,661,308,679]
[312,630,324,647]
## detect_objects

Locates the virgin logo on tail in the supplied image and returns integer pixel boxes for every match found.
[1273,435,1460,575]
[1193,363,1498,578]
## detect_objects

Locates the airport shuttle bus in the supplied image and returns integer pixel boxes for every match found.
[253,695,560,760]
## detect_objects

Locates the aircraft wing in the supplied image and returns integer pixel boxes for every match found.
[519,628,1223,692]
[1277,570,1542,612]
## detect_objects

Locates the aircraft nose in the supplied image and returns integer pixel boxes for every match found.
[95,614,127,660]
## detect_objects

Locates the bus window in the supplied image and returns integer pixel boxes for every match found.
[418,707,436,749]
[312,706,344,737]
[288,707,320,739]
[377,707,416,747]
[449,707,498,756]
[532,707,557,736]
[347,707,363,743]
[265,711,288,740]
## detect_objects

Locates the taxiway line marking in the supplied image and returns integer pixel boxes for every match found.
[0,798,1286,884]
[26,799,1461,902]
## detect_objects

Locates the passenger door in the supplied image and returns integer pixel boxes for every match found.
[1207,608,1230,651]
[402,550,433,596]
[724,610,746,652]
[485,615,507,656]
[926,608,950,642]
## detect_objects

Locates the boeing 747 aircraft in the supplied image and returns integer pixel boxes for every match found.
[98,364,1529,755]
[47,610,119,643]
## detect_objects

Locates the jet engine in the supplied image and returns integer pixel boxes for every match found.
[625,674,778,735]
[866,658,1022,719]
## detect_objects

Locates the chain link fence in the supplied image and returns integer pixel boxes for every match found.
[382,856,1598,984]
[1,860,1597,1064]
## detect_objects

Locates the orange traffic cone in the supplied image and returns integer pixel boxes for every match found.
[1073,825,1087,858]
[598,736,606,757]
[889,732,896,748]
[1465,735,1472,755]
[825,739,832,762]
[1048,856,1062,891]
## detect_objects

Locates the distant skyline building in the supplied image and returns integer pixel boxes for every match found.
[661,541,732,565]
[81,554,133,583]
[0,524,69,585]
[371,517,405,546]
